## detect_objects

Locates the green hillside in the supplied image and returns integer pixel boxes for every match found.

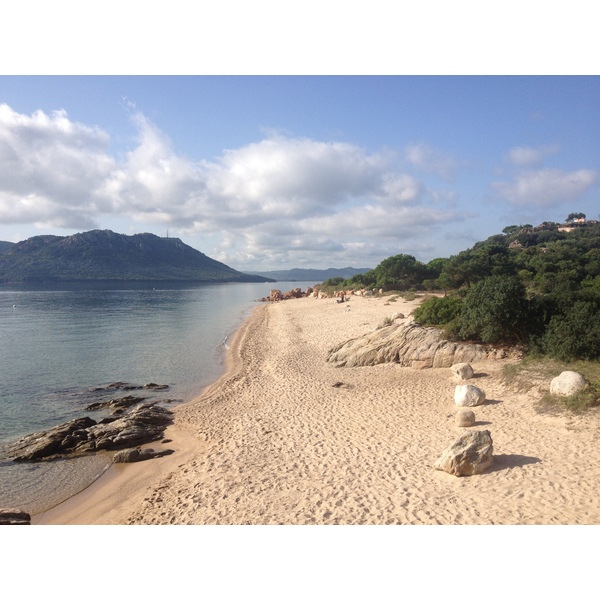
[322,218,600,362]
[0,230,272,284]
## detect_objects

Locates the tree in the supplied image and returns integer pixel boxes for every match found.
[542,300,600,360]
[566,212,586,222]
[370,254,427,290]
[457,275,531,344]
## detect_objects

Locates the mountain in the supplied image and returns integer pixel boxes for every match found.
[0,230,274,283]
[247,267,372,282]
[0,241,14,254]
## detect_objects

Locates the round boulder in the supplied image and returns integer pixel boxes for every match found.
[550,371,587,397]
[454,384,486,407]
[455,408,476,427]
[450,362,474,381]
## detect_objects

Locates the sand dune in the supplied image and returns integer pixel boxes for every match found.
[36,294,600,525]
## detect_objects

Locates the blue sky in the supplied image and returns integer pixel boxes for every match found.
[1,0,599,272]
[1,75,598,271]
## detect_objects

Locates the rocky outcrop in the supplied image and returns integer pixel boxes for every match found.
[434,430,494,476]
[260,288,309,302]
[283,288,304,299]
[0,509,31,525]
[327,321,516,369]
[454,384,486,407]
[92,382,169,392]
[7,403,173,462]
[550,371,587,397]
[86,395,146,412]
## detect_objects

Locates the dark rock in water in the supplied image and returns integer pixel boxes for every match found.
[92,382,140,392]
[143,383,169,390]
[0,508,31,525]
[91,382,169,393]
[7,417,97,461]
[8,404,174,462]
[86,395,146,412]
[113,447,175,463]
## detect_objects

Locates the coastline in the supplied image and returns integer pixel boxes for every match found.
[35,294,600,525]
[32,303,259,525]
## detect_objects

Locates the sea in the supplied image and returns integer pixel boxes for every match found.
[0,280,316,515]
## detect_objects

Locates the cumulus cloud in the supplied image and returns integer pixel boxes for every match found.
[492,168,597,207]
[507,144,559,167]
[0,103,117,228]
[0,104,463,267]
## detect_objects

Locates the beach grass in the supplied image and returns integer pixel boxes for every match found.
[501,356,600,413]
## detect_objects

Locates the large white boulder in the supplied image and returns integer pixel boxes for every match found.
[450,362,474,381]
[454,384,486,407]
[550,371,587,396]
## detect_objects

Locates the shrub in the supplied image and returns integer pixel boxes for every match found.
[412,295,463,326]
[377,316,395,329]
[541,300,600,361]
[457,275,530,344]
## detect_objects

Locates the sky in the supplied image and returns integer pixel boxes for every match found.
[2,75,597,272]
[1,6,599,275]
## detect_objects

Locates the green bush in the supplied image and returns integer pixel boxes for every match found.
[457,275,530,344]
[541,300,600,361]
[412,295,463,326]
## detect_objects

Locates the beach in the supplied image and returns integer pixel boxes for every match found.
[34,293,600,525]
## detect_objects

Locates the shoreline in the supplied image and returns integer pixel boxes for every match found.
[36,294,600,525]
[32,303,260,525]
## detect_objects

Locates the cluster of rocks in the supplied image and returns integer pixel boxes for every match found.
[86,394,146,413]
[433,365,590,477]
[259,287,313,302]
[92,382,170,392]
[6,402,174,462]
[434,363,494,477]
[327,320,519,369]
[258,285,390,303]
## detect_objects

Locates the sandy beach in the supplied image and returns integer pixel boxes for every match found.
[35,293,600,525]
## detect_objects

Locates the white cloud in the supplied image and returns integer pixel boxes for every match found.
[0,104,464,268]
[0,103,117,228]
[507,144,559,167]
[492,168,597,207]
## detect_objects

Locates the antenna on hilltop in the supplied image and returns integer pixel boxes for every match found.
[166,229,169,238]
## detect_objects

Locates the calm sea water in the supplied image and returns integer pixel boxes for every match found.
[0,280,315,515]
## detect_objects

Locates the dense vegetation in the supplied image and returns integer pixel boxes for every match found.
[0,230,272,283]
[322,217,600,361]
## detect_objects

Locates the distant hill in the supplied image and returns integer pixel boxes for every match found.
[0,230,274,284]
[247,267,372,282]
[0,241,14,254]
